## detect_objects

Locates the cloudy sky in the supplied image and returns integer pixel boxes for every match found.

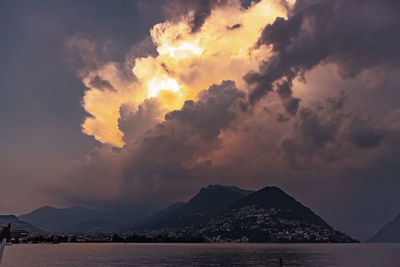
[1,0,399,240]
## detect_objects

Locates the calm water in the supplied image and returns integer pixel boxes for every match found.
[1,243,399,266]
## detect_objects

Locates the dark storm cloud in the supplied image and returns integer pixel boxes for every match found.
[117,80,245,204]
[62,80,245,205]
[350,127,383,149]
[162,0,259,33]
[245,0,400,114]
[125,37,158,68]
[165,80,245,140]
[227,23,242,30]
[240,0,261,9]
[162,0,226,33]
[89,75,116,92]
[119,99,164,144]
[280,91,389,166]
[123,80,244,170]
[189,0,215,33]
[276,113,289,123]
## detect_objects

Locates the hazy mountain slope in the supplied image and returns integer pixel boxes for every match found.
[19,205,105,232]
[369,213,400,242]
[0,215,42,233]
[139,202,186,224]
[59,219,122,234]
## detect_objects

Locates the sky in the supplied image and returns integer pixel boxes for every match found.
[1,0,399,241]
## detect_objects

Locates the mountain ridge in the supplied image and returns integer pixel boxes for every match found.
[15,184,358,242]
[132,185,356,243]
[0,215,42,233]
[19,205,107,233]
[196,186,355,242]
[368,213,400,242]
[134,184,253,230]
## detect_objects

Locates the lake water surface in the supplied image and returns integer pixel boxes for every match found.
[1,243,400,266]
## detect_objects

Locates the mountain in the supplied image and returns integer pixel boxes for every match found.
[0,215,42,233]
[369,213,400,242]
[139,202,186,225]
[134,185,356,243]
[134,185,253,231]
[59,219,122,234]
[19,203,157,234]
[197,186,356,242]
[19,205,108,233]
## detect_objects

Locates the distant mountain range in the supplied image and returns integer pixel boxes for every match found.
[1,184,359,242]
[18,204,155,234]
[131,185,356,243]
[18,205,127,233]
[369,213,400,242]
[19,205,106,233]
[0,215,42,233]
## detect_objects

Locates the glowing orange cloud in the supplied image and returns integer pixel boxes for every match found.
[80,0,288,147]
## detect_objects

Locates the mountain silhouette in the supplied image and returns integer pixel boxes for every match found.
[135,185,253,230]
[197,186,355,242]
[134,185,356,243]
[369,213,400,242]
[0,215,42,233]
[19,205,106,233]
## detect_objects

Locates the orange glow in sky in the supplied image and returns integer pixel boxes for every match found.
[80,0,287,147]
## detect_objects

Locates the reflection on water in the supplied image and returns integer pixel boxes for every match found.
[2,243,400,266]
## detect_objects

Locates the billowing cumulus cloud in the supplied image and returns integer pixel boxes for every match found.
[61,0,400,239]
[118,99,164,144]
[74,0,287,147]
[245,0,400,114]
[61,80,245,205]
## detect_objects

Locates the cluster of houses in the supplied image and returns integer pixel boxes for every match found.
[195,205,354,242]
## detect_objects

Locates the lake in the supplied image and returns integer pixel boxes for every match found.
[1,243,400,266]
